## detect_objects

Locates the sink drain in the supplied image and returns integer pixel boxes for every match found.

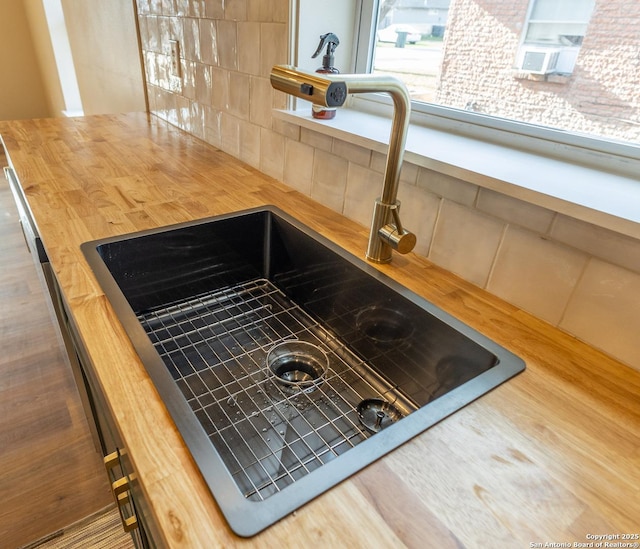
[266,340,328,393]
[356,306,413,347]
[357,398,403,433]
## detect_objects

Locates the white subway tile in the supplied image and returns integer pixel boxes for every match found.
[239,119,261,168]
[188,100,205,139]
[237,22,261,75]
[284,140,314,195]
[397,183,441,258]
[311,150,348,213]
[370,151,386,173]
[161,0,176,16]
[228,72,249,120]
[203,0,224,19]
[138,0,151,15]
[210,67,228,110]
[332,139,371,168]
[225,0,247,21]
[187,0,204,18]
[248,76,272,128]
[400,162,419,186]
[199,18,218,66]
[203,106,222,148]
[259,127,285,181]
[487,226,588,325]
[300,128,333,153]
[247,0,287,23]
[181,59,196,100]
[220,112,240,157]
[551,214,640,275]
[181,17,200,61]
[150,0,162,15]
[343,164,382,227]
[430,200,504,287]
[560,259,640,370]
[195,63,212,105]
[217,20,237,70]
[272,118,300,141]
[477,188,555,233]
[259,23,287,78]
[417,168,479,207]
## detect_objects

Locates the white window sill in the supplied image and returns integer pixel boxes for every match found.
[274,108,640,241]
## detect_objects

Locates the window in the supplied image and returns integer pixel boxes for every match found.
[354,0,639,157]
[524,0,594,47]
[517,0,595,74]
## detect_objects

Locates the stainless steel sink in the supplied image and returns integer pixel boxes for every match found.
[82,206,524,536]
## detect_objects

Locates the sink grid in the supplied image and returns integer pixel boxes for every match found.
[137,279,412,501]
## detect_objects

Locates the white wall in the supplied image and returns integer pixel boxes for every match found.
[0,0,52,120]
[61,0,146,114]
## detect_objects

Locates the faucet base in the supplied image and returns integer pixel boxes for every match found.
[366,252,393,265]
[366,199,395,264]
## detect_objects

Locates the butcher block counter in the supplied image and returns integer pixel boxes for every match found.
[1,112,638,548]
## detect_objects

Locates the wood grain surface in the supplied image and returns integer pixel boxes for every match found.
[1,113,638,548]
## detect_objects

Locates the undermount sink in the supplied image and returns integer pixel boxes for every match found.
[82,206,525,536]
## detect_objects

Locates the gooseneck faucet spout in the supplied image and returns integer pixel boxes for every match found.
[270,65,416,264]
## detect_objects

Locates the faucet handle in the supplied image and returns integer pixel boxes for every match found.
[367,200,416,261]
[378,223,416,255]
[379,203,416,255]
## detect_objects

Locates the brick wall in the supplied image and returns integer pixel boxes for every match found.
[437,0,640,142]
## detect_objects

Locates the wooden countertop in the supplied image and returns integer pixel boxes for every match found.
[2,113,638,548]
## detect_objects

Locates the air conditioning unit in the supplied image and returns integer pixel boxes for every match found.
[518,48,561,74]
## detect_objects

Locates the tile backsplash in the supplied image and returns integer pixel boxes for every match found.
[134,0,640,371]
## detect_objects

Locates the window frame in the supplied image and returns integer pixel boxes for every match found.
[349,0,640,177]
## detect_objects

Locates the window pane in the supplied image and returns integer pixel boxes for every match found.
[530,0,595,23]
[370,0,639,146]
[525,22,589,45]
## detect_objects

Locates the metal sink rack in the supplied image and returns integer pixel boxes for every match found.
[137,278,417,502]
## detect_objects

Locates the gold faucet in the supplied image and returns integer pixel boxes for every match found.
[270,65,416,264]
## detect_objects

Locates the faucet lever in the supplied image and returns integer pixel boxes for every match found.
[390,204,404,234]
[378,204,416,255]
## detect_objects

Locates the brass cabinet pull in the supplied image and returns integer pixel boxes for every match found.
[103,450,139,533]
[116,489,139,532]
[104,450,120,472]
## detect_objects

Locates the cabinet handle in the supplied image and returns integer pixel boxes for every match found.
[103,450,139,533]
[104,450,120,472]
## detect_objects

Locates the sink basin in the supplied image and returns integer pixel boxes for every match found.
[82,206,525,536]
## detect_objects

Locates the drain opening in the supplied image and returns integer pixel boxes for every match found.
[356,306,414,347]
[266,340,328,393]
[357,398,403,433]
